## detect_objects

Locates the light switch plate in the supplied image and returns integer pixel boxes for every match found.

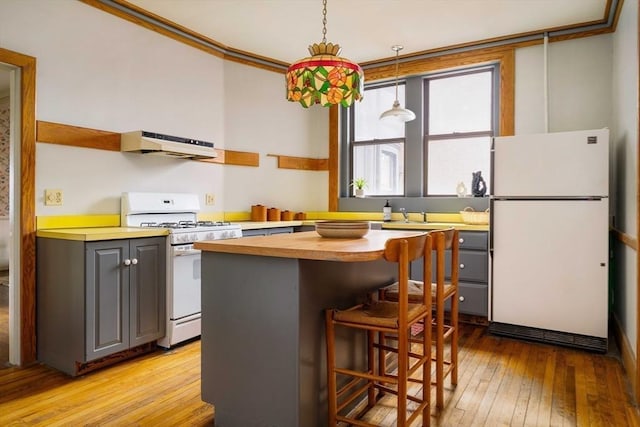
[45,189,63,206]
[205,194,215,205]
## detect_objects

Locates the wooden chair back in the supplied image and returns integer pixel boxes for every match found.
[382,232,429,264]
[431,227,459,286]
[382,232,432,330]
[433,227,456,251]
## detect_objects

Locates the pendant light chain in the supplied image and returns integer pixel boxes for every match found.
[379,44,415,121]
[394,46,400,101]
[321,0,327,44]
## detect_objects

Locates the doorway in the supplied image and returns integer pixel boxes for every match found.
[0,47,36,367]
[0,64,16,367]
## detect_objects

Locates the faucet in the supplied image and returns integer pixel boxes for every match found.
[399,208,409,222]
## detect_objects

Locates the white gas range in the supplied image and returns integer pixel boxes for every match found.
[121,192,242,348]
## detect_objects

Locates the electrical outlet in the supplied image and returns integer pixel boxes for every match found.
[205,194,215,206]
[45,189,63,206]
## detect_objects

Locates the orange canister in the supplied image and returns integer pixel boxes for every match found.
[267,207,281,221]
[251,204,267,222]
[280,210,294,221]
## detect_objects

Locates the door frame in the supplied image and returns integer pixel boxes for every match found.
[0,47,36,366]
[636,3,640,403]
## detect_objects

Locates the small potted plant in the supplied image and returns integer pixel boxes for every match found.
[351,177,367,198]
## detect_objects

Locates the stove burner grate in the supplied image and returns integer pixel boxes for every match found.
[197,220,231,227]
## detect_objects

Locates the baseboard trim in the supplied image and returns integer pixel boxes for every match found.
[613,314,638,402]
[74,342,156,376]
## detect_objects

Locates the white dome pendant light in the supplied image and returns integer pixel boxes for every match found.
[379,45,415,122]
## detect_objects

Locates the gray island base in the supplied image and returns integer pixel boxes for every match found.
[195,230,422,427]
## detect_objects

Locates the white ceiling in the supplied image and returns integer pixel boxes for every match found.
[0,0,612,94]
[127,0,610,64]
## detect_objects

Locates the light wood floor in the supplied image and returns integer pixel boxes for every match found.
[0,338,214,426]
[0,323,639,426]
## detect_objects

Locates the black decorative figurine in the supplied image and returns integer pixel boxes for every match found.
[471,171,487,197]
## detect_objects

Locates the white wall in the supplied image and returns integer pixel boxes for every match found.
[0,0,222,215]
[515,35,612,134]
[611,0,638,356]
[0,0,330,217]
[222,61,329,212]
[35,143,226,215]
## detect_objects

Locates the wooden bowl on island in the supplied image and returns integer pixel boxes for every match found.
[315,221,370,238]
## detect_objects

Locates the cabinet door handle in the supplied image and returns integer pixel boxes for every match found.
[131,258,138,265]
[459,238,464,244]
[123,259,131,266]
[459,296,465,302]
[459,263,465,269]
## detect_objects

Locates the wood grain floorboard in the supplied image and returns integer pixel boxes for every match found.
[0,324,639,426]
[0,341,214,426]
[439,324,491,425]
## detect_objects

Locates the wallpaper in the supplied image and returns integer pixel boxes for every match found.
[0,97,9,216]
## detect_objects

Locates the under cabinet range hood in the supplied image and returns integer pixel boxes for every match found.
[121,131,217,160]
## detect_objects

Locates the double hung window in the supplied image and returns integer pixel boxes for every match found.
[344,64,497,198]
[350,83,406,197]
[425,68,494,195]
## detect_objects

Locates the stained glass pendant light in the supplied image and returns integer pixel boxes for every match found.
[379,45,415,122]
[286,0,364,108]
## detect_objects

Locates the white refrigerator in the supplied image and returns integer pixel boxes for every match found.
[489,128,609,352]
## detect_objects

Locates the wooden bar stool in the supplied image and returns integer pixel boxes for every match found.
[379,228,459,409]
[325,233,432,426]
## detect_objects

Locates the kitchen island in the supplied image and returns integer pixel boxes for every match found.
[194,229,423,427]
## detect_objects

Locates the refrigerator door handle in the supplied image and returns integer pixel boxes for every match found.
[489,198,495,252]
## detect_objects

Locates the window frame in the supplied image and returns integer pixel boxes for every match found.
[334,48,514,211]
[422,65,498,195]
[349,81,408,197]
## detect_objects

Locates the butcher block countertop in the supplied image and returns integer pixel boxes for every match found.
[36,227,169,241]
[194,229,424,262]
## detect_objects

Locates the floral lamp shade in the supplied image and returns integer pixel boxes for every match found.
[286,43,364,108]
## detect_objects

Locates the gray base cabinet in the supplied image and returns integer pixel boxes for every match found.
[410,231,489,317]
[242,226,294,236]
[37,236,166,375]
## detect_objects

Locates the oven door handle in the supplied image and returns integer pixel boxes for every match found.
[173,249,201,256]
